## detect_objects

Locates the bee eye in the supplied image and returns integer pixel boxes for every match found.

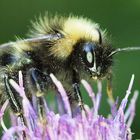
[82,42,96,67]
[86,52,93,63]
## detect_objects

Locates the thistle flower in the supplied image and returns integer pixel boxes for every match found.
[0,71,138,140]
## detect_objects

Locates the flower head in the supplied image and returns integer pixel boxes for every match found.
[0,72,138,140]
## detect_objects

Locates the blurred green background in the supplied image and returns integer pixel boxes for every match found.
[0,0,140,139]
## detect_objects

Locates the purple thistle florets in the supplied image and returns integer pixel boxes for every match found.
[0,71,138,140]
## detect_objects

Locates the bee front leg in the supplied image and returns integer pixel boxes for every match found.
[72,69,85,111]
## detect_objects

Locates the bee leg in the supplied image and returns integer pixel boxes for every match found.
[29,68,46,97]
[72,83,85,111]
[4,75,26,137]
[107,73,115,103]
[29,68,48,122]
[72,69,85,112]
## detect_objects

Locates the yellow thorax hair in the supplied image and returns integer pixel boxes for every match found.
[29,14,104,59]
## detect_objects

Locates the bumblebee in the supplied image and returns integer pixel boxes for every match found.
[0,14,140,119]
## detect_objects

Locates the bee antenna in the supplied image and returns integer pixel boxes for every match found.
[108,46,140,57]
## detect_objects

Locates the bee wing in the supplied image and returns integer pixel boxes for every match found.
[0,33,62,49]
[22,34,62,43]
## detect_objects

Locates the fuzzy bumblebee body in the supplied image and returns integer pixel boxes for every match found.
[0,15,115,115]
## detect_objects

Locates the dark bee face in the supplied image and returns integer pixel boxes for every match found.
[81,42,114,79]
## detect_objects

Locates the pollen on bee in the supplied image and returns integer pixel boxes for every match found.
[92,76,98,80]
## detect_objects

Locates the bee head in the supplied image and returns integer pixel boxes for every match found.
[73,41,114,79]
